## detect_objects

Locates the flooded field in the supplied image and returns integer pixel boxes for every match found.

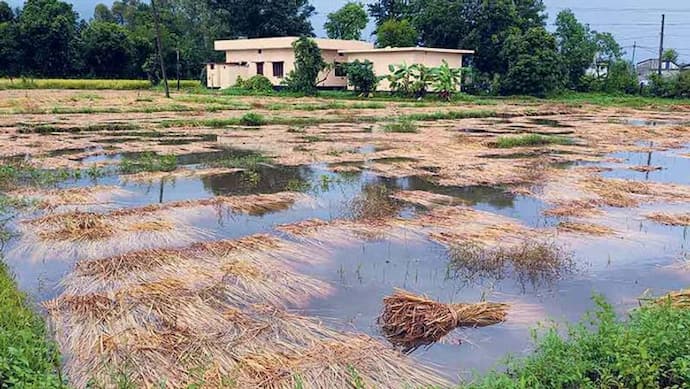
[2,89,690,387]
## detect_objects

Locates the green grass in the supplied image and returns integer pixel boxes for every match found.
[202,151,272,170]
[382,118,418,133]
[0,161,83,189]
[551,91,690,109]
[466,296,690,388]
[0,78,199,90]
[0,261,65,387]
[239,112,267,126]
[493,134,574,148]
[18,123,139,134]
[119,152,178,174]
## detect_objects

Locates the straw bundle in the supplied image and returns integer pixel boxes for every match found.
[557,221,614,236]
[391,190,462,209]
[652,289,690,309]
[378,289,508,352]
[108,191,310,218]
[646,212,690,226]
[543,199,602,217]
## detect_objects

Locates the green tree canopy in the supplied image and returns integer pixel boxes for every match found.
[285,36,326,95]
[367,0,412,27]
[18,0,80,76]
[0,1,13,22]
[94,3,115,22]
[662,49,679,64]
[81,21,133,77]
[207,0,315,38]
[376,19,418,48]
[500,27,564,97]
[594,32,622,63]
[555,9,597,89]
[324,2,368,40]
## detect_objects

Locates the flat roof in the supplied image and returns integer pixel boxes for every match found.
[338,47,475,55]
[215,37,374,52]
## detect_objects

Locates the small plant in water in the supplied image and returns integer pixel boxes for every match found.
[493,134,574,149]
[119,152,178,174]
[347,184,401,221]
[448,239,574,289]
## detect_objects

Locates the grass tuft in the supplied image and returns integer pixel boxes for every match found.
[382,119,418,133]
[239,112,267,126]
[493,134,574,148]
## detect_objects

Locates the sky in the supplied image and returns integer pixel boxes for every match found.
[7,0,690,63]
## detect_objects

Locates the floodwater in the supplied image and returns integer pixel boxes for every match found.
[3,143,690,383]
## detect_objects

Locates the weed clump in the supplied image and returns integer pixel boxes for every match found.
[119,152,177,174]
[492,134,574,148]
[382,118,418,133]
[448,239,574,288]
[240,112,267,126]
[347,184,401,222]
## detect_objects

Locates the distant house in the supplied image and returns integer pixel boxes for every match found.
[636,58,680,83]
[206,37,474,91]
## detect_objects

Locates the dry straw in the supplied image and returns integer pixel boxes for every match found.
[557,221,614,236]
[378,289,508,352]
[646,213,690,226]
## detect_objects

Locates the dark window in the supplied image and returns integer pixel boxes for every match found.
[256,62,264,75]
[334,62,346,77]
[258,49,262,54]
[209,64,215,70]
[273,62,284,78]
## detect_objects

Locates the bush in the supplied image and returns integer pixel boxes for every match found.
[382,118,417,133]
[241,75,273,93]
[468,296,690,388]
[649,72,690,98]
[239,112,266,126]
[345,60,379,96]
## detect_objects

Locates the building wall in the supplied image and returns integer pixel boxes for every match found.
[206,63,251,89]
[345,51,465,91]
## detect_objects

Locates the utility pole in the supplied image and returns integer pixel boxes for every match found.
[658,14,665,76]
[151,0,170,98]
[176,48,181,91]
[632,41,637,69]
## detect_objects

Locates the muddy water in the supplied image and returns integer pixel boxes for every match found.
[3,144,690,383]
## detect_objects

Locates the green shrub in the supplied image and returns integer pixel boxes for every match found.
[493,134,573,148]
[467,296,690,388]
[239,112,267,126]
[0,262,65,387]
[345,60,379,96]
[241,75,273,93]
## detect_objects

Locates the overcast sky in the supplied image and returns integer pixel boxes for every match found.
[8,0,690,62]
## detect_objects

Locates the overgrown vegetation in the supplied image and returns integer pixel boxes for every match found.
[467,296,690,388]
[119,152,177,174]
[0,261,65,387]
[202,151,272,170]
[284,37,327,96]
[493,134,574,148]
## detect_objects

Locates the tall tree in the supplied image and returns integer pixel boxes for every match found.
[93,3,115,22]
[285,36,326,95]
[324,2,368,41]
[411,0,467,49]
[81,21,133,77]
[207,0,315,38]
[662,49,679,64]
[376,19,418,48]
[555,9,597,89]
[500,27,564,96]
[594,32,622,63]
[18,0,80,76]
[0,2,20,78]
[0,0,13,22]
[367,0,412,27]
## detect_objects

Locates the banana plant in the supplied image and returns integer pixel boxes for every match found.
[387,63,414,96]
[410,64,434,98]
[432,60,463,101]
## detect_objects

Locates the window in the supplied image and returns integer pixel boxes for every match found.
[209,64,215,70]
[256,62,264,75]
[258,49,262,54]
[273,62,284,78]
[334,62,346,77]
